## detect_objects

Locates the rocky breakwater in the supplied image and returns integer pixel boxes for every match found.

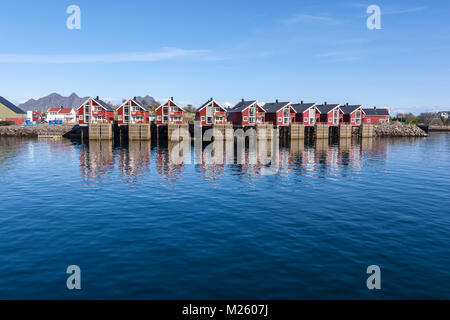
[0,124,79,137]
[374,122,428,137]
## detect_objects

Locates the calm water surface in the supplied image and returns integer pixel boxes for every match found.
[0,134,449,299]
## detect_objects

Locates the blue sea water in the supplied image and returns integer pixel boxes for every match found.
[0,134,449,299]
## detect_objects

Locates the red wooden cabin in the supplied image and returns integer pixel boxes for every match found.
[291,102,319,126]
[155,97,185,125]
[227,99,265,126]
[316,103,343,126]
[195,98,227,125]
[340,104,364,126]
[263,100,295,126]
[363,107,390,124]
[77,96,114,126]
[117,97,150,126]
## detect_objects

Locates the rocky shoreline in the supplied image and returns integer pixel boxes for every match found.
[373,122,428,137]
[0,122,430,138]
[0,124,78,137]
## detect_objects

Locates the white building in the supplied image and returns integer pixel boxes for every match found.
[47,107,77,123]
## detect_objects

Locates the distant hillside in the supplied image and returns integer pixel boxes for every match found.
[18,93,160,111]
[18,93,89,112]
[134,95,159,107]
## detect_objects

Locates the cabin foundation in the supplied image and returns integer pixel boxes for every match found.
[315,123,329,139]
[129,124,151,141]
[290,123,305,140]
[339,124,352,138]
[361,124,374,138]
[256,123,274,140]
[213,124,234,140]
[168,124,190,141]
[88,123,113,140]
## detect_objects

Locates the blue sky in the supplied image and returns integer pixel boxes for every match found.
[0,0,449,113]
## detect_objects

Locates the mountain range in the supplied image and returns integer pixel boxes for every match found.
[17,93,159,112]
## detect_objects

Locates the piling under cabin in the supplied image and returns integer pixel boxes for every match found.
[117,98,150,126]
[155,97,185,125]
[316,103,343,126]
[340,104,364,126]
[263,100,295,126]
[227,99,266,126]
[77,96,114,126]
[195,98,227,125]
[363,107,390,124]
[291,102,319,126]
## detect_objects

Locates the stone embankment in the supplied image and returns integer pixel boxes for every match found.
[0,124,79,137]
[374,122,428,137]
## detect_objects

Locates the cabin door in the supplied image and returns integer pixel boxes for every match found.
[206,105,213,124]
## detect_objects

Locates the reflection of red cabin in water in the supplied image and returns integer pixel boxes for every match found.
[77,96,114,126]
[291,102,320,126]
[117,97,149,126]
[316,103,343,126]
[340,104,364,126]
[195,98,227,125]
[227,99,266,126]
[263,100,295,126]
[155,97,185,125]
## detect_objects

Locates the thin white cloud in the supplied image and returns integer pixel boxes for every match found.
[0,47,209,64]
[316,50,362,62]
[383,6,427,15]
[283,14,340,25]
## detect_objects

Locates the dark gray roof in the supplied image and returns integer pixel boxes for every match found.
[0,96,26,114]
[131,98,149,111]
[363,108,389,116]
[197,99,226,112]
[340,105,362,115]
[229,100,257,113]
[291,103,316,113]
[316,104,339,114]
[93,97,114,111]
[263,102,290,113]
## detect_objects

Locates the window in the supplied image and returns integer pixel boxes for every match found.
[157,116,161,121]
[278,117,282,123]
[351,118,355,123]
[367,119,371,123]
[118,115,122,121]
[79,115,83,120]
[243,116,248,122]
[201,116,205,121]
[207,117,212,124]
[215,107,221,112]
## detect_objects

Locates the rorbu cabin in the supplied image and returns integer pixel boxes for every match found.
[117,98,150,126]
[196,98,227,125]
[291,102,319,126]
[340,104,364,126]
[227,99,265,126]
[316,103,343,126]
[77,96,114,126]
[363,107,390,124]
[263,100,295,126]
[155,97,185,125]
